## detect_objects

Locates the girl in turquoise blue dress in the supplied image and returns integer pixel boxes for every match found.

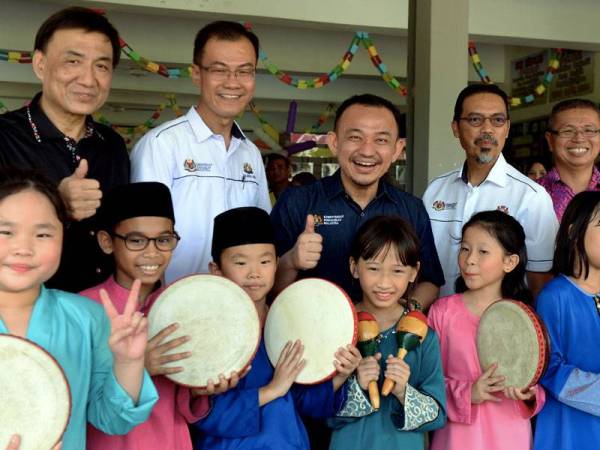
[0,168,158,450]
[328,215,447,450]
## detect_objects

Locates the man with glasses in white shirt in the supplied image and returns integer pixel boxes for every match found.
[538,99,600,221]
[131,21,270,282]
[423,84,558,298]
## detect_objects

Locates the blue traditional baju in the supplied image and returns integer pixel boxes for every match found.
[0,286,158,450]
[193,338,346,450]
[328,321,447,450]
[534,275,600,450]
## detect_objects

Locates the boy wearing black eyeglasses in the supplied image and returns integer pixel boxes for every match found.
[80,181,237,450]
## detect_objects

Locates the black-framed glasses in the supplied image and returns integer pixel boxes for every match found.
[548,127,600,139]
[112,232,180,251]
[459,114,508,128]
[201,65,256,81]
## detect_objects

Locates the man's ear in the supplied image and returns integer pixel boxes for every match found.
[208,261,222,276]
[96,230,114,255]
[451,120,460,138]
[191,63,203,90]
[392,138,406,163]
[31,50,46,82]
[326,131,339,157]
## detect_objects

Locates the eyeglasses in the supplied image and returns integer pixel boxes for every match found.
[548,127,600,139]
[459,115,508,128]
[201,65,256,81]
[112,232,180,252]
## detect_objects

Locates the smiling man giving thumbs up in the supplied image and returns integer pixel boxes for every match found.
[0,8,129,292]
[271,94,444,310]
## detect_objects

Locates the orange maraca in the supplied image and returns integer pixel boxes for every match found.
[381,310,428,396]
[357,311,380,410]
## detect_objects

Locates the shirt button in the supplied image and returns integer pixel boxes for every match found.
[360,212,365,217]
[96,268,102,274]
[89,230,95,236]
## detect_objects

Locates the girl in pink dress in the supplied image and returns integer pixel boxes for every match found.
[428,210,545,450]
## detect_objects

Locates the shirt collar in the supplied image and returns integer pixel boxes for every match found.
[27,92,97,143]
[322,169,393,202]
[544,165,600,190]
[187,106,246,143]
[457,153,508,187]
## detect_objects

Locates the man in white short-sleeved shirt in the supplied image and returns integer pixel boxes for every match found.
[423,84,558,297]
[130,21,270,282]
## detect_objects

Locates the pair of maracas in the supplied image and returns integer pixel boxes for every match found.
[356,310,428,410]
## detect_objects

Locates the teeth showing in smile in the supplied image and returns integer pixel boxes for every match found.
[140,265,159,271]
[567,147,588,154]
[220,94,241,99]
[354,161,376,167]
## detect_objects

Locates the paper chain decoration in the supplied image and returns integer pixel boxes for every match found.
[94,95,183,139]
[0,37,564,106]
[258,31,408,96]
[468,41,563,107]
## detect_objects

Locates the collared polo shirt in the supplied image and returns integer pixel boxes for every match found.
[0,93,130,292]
[130,106,271,282]
[270,170,445,301]
[538,166,600,221]
[422,153,558,297]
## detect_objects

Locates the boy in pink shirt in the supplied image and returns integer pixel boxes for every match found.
[81,182,238,450]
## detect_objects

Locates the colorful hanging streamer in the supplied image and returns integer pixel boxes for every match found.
[468,41,563,107]
[307,103,336,133]
[248,101,280,142]
[256,31,408,96]
[0,49,33,64]
[94,95,183,136]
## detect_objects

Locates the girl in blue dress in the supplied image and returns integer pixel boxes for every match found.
[329,215,447,450]
[0,168,157,450]
[534,191,600,450]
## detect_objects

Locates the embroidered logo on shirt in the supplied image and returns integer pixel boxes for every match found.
[243,163,254,174]
[183,159,197,172]
[312,214,324,226]
[432,201,457,211]
[183,160,212,173]
[497,205,510,214]
[322,214,344,225]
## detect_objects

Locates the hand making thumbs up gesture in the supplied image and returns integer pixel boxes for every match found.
[57,159,103,221]
[289,214,323,270]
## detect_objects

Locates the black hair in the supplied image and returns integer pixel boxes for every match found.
[455,210,532,304]
[553,191,600,279]
[453,84,510,123]
[265,153,290,167]
[291,171,317,187]
[34,7,121,68]
[0,166,68,225]
[547,98,600,129]
[350,214,420,271]
[333,94,405,138]
[193,21,259,65]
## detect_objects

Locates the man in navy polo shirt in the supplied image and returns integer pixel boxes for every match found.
[271,94,444,309]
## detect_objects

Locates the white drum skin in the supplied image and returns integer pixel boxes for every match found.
[264,278,358,384]
[0,334,71,450]
[477,299,549,389]
[147,274,261,388]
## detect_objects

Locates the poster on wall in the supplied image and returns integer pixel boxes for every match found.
[549,50,594,102]
[510,50,549,107]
